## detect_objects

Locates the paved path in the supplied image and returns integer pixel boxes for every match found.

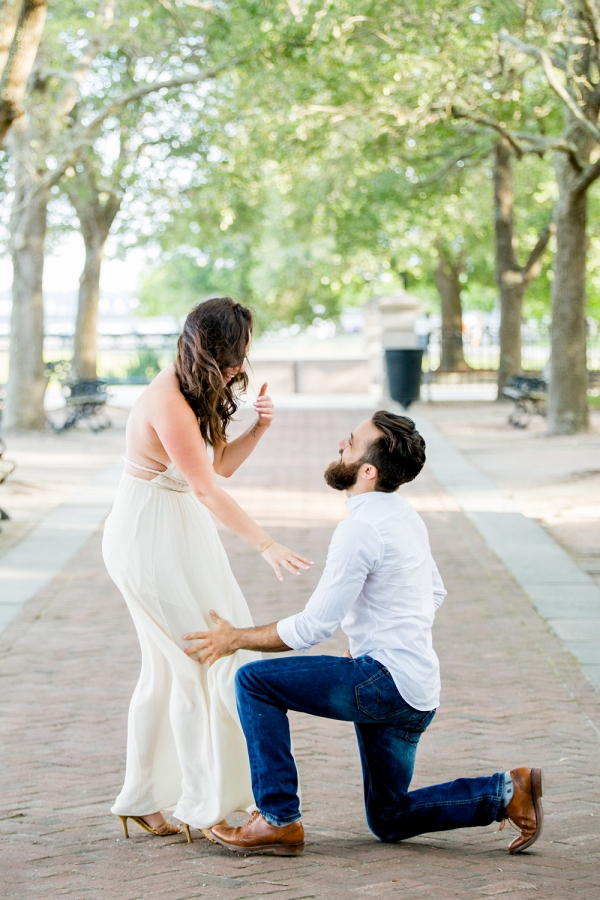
[1,409,600,899]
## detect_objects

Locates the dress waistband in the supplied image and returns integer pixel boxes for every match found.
[122,457,190,492]
[123,456,168,475]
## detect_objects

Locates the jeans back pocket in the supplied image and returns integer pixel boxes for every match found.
[356,669,436,732]
[356,669,406,721]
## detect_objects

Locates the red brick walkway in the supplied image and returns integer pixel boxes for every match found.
[1,410,599,899]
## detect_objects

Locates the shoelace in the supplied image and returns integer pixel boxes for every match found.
[498,817,520,834]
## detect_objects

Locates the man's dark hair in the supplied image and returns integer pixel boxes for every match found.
[363,411,426,492]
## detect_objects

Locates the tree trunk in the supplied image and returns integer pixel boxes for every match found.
[0,0,47,146]
[493,141,525,395]
[434,251,468,371]
[69,176,121,381]
[5,121,48,430]
[73,238,106,380]
[547,155,589,433]
[0,0,21,77]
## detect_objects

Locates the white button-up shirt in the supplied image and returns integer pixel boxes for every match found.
[277,491,446,711]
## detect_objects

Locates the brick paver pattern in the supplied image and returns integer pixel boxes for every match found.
[1,410,599,899]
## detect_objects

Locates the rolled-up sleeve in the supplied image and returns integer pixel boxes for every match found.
[277,518,382,651]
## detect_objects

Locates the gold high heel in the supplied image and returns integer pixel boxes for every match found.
[118,815,192,842]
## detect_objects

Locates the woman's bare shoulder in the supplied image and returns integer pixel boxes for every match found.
[151,362,180,391]
[144,364,197,422]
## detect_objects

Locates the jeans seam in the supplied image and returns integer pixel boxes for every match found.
[406,794,500,812]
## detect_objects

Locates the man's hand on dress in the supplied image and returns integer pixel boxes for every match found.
[183,610,240,665]
[184,613,289,663]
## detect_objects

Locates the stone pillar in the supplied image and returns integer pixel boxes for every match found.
[365,290,423,402]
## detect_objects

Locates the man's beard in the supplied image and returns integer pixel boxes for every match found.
[324,458,363,491]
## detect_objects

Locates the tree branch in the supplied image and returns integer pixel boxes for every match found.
[0,0,21,79]
[572,155,600,196]
[538,49,600,143]
[523,220,555,282]
[45,56,246,188]
[499,27,600,143]
[509,132,584,170]
[451,106,524,156]
[583,0,600,70]
[54,0,115,120]
[0,0,47,145]
[454,114,585,170]
[415,143,493,187]
[498,28,566,71]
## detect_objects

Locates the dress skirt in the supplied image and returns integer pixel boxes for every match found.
[102,470,259,829]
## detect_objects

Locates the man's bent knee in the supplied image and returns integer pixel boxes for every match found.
[235,661,261,694]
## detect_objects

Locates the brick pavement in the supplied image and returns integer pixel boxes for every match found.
[1,409,600,899]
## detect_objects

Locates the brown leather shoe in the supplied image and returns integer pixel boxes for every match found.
[210,810,304,856]
[201,820,229,844]
[500,767,544,854]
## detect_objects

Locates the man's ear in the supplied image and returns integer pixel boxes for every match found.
[360,463,378,483]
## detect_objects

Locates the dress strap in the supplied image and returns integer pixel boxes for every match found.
[123,456,168,476]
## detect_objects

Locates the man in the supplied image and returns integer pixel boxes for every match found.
[184,411,543,857]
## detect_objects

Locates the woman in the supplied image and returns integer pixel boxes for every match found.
[103,297,311,841]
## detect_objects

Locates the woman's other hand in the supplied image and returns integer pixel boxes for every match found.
[261,541,313,582]
[253,383,274,428]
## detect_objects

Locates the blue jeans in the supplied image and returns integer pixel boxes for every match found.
[235,655,505,841]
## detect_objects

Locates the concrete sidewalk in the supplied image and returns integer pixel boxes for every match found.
[1,408,600,899]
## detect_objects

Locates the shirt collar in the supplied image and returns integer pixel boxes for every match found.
[345,491,393,513]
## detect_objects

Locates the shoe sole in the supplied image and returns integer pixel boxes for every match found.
[208,833,305,857]
[509,767,544,855]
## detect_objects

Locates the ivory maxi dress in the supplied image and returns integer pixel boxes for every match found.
[102,458,259,829]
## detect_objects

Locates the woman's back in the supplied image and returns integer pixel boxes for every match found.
[125,364,186,475]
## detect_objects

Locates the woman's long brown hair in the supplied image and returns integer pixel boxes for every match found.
[175,297,253,447]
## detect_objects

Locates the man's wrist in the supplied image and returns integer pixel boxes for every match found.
[230,627,246,652]
[231,623,285,653]
[232,626,259,652]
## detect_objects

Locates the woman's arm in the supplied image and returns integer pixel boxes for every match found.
[151,388,311,580]
[212,383,273,478]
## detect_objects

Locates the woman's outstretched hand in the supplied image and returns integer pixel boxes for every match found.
[261,541,313,582]
[253,383,274,428]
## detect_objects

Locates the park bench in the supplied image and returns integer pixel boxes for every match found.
[44,361,111,433]
[503,371,600,428]
[53,379,112,433]
[502,375,547,428]
[0,437,15,529]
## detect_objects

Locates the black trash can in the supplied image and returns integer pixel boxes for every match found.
[385,348,424,409]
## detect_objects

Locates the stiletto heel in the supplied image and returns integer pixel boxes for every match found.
[114,814,182,837]
[183,823,192,843]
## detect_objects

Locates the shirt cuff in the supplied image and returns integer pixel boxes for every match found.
[276,615,312,652]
